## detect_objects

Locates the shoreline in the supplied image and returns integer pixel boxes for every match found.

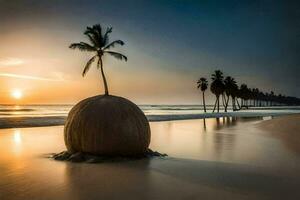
[0,116,66,129]
[0,111,298,129]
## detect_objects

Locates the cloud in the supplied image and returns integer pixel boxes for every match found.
[0,73,64,81]
[0,58,24,66]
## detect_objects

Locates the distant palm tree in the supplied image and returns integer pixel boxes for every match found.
[195,70,300,109]
[197,77,208,112]
[270,91,275,106]
[231,82,239,111]
[69,24,127,95]
[252,88,259,107]
[239,84,249,107]
[210,70,225,113]
[224,76,237,112]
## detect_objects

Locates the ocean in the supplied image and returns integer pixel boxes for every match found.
[0,104,300,128]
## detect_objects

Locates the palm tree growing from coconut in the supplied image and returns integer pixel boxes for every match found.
[69,24,127,95]
[197,77,208,112]
[61,24,152,159]
[210,70,225,113]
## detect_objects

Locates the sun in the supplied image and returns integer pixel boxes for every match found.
[11,89,23,99]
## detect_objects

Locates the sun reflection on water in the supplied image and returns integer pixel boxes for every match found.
[12,129,23,156]
[13,130,22,144]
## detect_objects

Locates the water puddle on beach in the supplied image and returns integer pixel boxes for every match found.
[150,117,300,172]
[1,117,300,200]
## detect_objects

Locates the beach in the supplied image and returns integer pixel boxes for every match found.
[258,114,300,155]
[1,1,300,199]
[1,115,300,200]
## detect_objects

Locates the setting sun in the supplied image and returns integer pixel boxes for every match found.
[11,90,23,99]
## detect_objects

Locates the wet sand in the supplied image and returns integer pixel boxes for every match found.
[1,117,300,200]
[258,114,300,155]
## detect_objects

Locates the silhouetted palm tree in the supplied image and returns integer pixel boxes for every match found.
[210,70,225,113]
[239,84,249,107]
[252,88,259,107]
[194,70,300,109]
[197,77,208,112]
[231,82,239,111]
[224,76,237,112]
[69,24,127,95]
[270,91,275,106]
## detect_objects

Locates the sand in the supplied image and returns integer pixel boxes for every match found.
[1,117,300,200]
[258,114,300,155]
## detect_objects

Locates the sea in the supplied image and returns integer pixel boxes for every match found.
[0,104,300,128]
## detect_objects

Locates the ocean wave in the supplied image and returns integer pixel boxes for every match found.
[0,112,67,116]
[0,116,66,129]
[0,111,298,129]
[0,109,35,112]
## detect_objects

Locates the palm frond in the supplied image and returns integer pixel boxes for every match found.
[82,56,97,77]
[103,27,113,46]
[69,42,96,52]
[85,33,99,47]
[103,40,125,50]
[84,25,103,46]
[93,24,102,35]
[84,27,99,41]
[104,51,127,61]
[93,24,104,45]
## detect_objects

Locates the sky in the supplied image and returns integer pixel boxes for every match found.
[0,0,299,104]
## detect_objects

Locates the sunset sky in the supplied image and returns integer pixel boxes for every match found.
[0,0,299,104]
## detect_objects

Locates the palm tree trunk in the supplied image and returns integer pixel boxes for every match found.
[202,92,206,113]
[224,95,230,112]
[99,58,109,95]
[222,94,226,107]
[217,96,220,113]
[236,98,241,110]
[232,97,235,111]
[212,97,218,113]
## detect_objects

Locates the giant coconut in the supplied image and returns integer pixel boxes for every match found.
[64,95,151,156]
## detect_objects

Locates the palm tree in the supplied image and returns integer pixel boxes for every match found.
[224,76,237,112]
[69,24,127,95]
[197,77,208,112]
[210,70,225,113]
[239,84,249,107]
[231,82,239,111]
[252,88,259,107]
[270,91,275,106]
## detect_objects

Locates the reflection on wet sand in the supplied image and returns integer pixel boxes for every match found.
[150,116,300,171]
[202,116,248,133]
[150,117,264,162]
[203,118,207,131]
[60,157,300,200]
[209,117,242,131]
[60,114,300,200]
[64,159,152,200]
[1,117,300,200]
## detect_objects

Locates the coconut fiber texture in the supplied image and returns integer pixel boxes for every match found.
[64,95,151,156]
